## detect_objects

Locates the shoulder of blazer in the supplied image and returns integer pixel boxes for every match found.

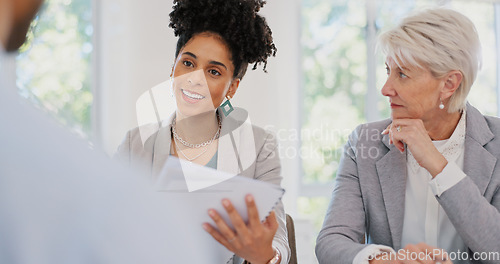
[465,104,496,147]
[124,123,162,155]
[474,113,500,157]
[347,118,392,149]
[222,114,276,146]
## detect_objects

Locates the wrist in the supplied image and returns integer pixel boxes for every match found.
[252,247,279,264]
[265,247,280,264]
[429,154,447,178]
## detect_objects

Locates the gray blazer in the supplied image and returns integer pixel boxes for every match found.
[316,104,500,264]
[115,109,290,264]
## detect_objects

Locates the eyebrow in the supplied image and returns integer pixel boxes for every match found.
[385,62,410,72]
[182,52,228,70]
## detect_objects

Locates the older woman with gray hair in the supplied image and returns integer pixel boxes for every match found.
[316,8,500,264]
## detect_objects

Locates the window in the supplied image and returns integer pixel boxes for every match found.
[17,0,94,138]
[299,0,500,261]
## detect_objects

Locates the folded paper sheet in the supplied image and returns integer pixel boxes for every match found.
[154,156,285,263]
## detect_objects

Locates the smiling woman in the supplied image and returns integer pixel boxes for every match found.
[114,0,289,264]
[172,33,238,121]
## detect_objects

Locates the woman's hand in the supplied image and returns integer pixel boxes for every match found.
[382,119,447,177]
[202,194,278,264]
[399,243,452,264]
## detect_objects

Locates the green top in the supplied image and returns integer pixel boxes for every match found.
[205,151,218,169]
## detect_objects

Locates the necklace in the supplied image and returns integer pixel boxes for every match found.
[172,115,221,161]
[175,143,210,161]
[171,116,221,149]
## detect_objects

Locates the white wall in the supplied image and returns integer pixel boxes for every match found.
[98,0,175,152]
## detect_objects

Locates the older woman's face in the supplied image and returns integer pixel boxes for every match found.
[172,33,237,119]
[381,58,445,121]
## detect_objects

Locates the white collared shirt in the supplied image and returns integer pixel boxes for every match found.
[354,111,468,264]
[401,110,467,262]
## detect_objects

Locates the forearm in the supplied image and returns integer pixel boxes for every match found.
[438,176,500,258]
[316,126,369,263]
[272,201,290,264]
[316,232,367,264]
[254,132,290,262]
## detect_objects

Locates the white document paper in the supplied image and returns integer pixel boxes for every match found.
[154,156,285,263]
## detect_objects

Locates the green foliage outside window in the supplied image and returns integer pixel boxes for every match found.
[17,0,93,137]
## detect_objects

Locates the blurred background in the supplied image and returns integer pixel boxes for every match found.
[11,0,500,263]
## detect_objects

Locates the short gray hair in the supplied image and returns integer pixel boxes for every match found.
[378,8,482,113]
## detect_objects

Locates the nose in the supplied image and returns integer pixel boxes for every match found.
[381,78,396,97]
[187,69,205,86]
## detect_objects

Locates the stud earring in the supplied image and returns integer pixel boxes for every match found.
[220,96,234,117]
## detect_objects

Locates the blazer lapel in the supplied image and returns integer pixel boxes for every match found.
[376,134,407,250]
[151,114,174,179]
[217,108,244,176]
[463,105,496,195]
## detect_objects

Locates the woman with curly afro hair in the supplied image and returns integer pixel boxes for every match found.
[115,0,289,263]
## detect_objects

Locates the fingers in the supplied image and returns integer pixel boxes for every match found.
[382,124,391,135]
[246,195,278,234]
[399,243,450,264]
[206,208,242,248]
[399,244,429,264]
[246,194,261,228]
[387,123,405,153]
[414,243,450,264]
[202,222,233,250]
[382,120,427,153]
[222,199,251,238]
[263,210,279,232]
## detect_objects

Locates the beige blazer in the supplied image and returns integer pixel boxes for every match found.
[115,108,290,263]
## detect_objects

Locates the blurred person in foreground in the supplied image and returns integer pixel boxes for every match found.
[316,8,500,264]
[0,1,178,263]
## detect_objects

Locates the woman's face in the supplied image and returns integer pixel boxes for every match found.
[172,33,238,119]
[381,57,445,121]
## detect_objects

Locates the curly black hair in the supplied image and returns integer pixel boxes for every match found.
[169,0,277,79]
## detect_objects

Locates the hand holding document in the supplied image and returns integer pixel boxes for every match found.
[155,157,285,263]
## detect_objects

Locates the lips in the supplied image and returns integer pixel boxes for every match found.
[390,102,403,108]
[181,89,205,103]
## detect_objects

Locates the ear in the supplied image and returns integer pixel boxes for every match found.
[226,78,240,99]
[440,70,463,100]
